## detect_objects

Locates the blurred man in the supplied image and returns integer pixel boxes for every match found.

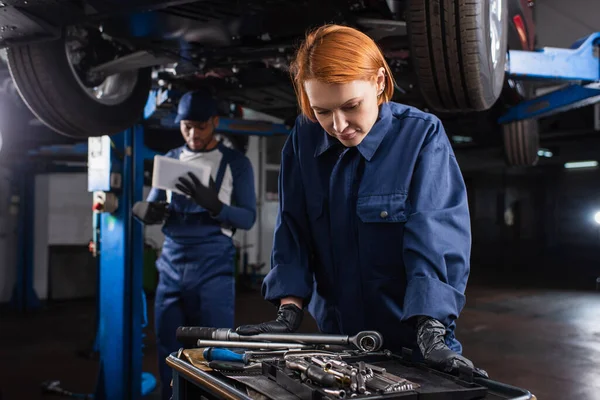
[133,90,256,400]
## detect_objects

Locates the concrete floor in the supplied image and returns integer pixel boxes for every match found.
[1,284,600,400]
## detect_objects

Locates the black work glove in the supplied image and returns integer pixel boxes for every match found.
[175,172,224,216]
[416,317,489,379]
[236,303,304,335]
[132,201,169,225]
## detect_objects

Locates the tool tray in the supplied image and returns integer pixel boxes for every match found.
[258,350,530,400]
[167,347,534,400]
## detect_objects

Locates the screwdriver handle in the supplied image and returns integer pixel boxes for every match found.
[203,347,248,364]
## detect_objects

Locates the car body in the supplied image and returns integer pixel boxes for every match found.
[0,0,536,159]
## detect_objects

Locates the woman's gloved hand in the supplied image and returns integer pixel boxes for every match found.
[236,303,304,335]
[176,172,224,216]
[416,317,489,378]
[132,201,169,225]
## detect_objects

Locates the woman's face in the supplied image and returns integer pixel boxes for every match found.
[304,68,386,147]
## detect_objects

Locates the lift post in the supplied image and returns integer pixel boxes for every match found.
[500,32,600,123]
[88,126,156,400]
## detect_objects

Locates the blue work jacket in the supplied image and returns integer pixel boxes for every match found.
[262,101,471,355]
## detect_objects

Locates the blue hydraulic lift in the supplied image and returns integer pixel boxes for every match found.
[87,126,156,400]
[499,32,600,123]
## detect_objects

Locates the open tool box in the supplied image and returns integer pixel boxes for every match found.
[169,327,535,400]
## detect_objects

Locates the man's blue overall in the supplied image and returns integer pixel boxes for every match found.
[147,143,257,400]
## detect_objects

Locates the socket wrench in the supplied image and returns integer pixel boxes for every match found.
[177,327,383,352]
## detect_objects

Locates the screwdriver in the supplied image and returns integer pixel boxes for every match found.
[203,347,289,364]
[203,347,249,364]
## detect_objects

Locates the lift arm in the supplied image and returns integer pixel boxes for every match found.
[499,32,600,124]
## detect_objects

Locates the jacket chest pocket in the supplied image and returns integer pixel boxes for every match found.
[356,193,408,279]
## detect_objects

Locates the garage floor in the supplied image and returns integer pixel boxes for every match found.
[1,283,599,400]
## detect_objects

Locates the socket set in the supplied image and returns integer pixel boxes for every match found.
[261,351,488,400]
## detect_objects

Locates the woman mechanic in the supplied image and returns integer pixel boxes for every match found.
[237,24,486,377]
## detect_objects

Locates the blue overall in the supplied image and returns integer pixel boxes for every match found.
[147,143,256,400]
[262,102,471,358]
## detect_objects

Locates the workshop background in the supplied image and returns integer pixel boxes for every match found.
[1,1,600,400]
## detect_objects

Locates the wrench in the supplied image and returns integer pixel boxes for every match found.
[177,327,384,352]
[196,340,314,350]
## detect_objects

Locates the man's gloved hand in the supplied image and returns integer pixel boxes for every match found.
[236,303,304,335]
[132,201,169,225]
[176,172,223,216]
[416,317,489,379]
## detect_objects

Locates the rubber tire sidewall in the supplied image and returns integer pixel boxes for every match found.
[407,0,508,112]
[502,119,539,167]
[7,36,152,138]
[481,0,509,108]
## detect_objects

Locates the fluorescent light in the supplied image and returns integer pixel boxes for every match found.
[564,161,598,169]
[451,135,473,143]
[595,211,600,225]
[537,148,553,158]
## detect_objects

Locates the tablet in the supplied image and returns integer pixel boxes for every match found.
[151,155,212,195]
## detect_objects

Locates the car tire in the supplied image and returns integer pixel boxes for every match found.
[502,119,539,167]
[6,36,152,138]
[408,0,508,112]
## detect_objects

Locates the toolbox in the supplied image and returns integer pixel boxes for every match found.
[166,347,535,400]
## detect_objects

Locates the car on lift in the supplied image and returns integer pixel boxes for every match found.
[1,0,536,165]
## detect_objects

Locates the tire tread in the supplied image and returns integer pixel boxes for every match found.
[408,0,507,112]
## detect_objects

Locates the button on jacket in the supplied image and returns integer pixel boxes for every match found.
[262,101,471,355]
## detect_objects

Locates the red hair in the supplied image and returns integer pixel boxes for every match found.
[289,24,396,121]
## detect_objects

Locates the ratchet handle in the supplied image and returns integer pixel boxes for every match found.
[176,327,218,345]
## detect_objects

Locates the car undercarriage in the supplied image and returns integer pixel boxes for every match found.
[0,0,538,164]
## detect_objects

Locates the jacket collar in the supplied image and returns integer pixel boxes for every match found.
[314,102,392,161]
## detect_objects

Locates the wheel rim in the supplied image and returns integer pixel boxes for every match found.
[489,0,504,70]
[65,27,138,106]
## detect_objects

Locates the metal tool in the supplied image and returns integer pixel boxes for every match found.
[196,339,314,350]
[311,357,331,369]
[364,363,386,374]
[177,327,384,352]
[350,372,358,392]
[364,370,418,393]
[285,358,337,387]
[356,372,367,394]
[284,350,342,360]
[323,388,347,398]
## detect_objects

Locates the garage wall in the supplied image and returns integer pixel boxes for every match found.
[465,165,600,288]
[33,173,93,301]
[535,1,600,47]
